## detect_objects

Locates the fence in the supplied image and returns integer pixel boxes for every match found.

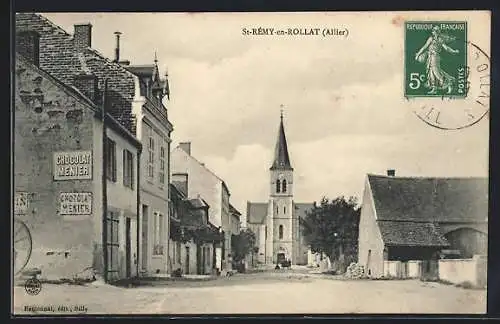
[438,255,487,288]
[383,256,486,287]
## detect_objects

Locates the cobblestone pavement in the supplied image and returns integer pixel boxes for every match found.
[13,270,486,315]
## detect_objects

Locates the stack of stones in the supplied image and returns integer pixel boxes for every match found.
[344,262,365,279]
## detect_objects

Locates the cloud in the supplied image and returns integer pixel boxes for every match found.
[42,12,489,227]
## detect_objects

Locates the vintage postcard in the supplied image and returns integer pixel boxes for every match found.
[12,11,490,315]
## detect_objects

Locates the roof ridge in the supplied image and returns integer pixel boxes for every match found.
[84,47,139,81]
[367,173,488,180]
[35,13,73,38]
[174,146,226,183]
[17,54,97,111]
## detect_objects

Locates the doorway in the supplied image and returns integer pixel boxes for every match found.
[125,217,131,278]
[185,246,190,274]
[141,205,149,271]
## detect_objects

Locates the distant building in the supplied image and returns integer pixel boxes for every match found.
[15,13,174,277]
[168,183,222,275]
[358,170,488,278]
[230,204,241,235]
[246,114,313,265]
[14,52,141,282]
[171,142,233,272]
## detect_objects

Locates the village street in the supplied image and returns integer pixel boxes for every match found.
[13,268,486,315]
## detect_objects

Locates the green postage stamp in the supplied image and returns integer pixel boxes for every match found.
[405,21,467,98]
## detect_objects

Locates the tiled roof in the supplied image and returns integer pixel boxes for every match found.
[378,221,450,247]
[16,54,141,149]
[368,174,488,223]
[246,202,268,224]
[188,198,208,209]
[171,181,187,197]
[125,65,156,77]
[229,203,241,217]
[15,13,143,134]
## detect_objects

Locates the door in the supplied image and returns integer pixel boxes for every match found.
[185,246,190,274]
[141,205,149,271]
[197,245,205,275]
[125,217,131,278]
[105,211,120,281]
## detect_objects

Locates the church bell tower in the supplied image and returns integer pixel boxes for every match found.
[266,110,294,264]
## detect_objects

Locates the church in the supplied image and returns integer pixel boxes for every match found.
[246,113,315,266]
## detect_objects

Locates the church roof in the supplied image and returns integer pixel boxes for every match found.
[270,114,293,171]
[246,202,268,224]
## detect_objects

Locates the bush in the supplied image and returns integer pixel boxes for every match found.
[455,281,475,289]
[171,268,182,278]
[344,262,366,279]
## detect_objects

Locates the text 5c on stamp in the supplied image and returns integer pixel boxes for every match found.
[405,21,467,98]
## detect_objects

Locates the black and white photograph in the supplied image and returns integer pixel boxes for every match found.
[12,11,490,315]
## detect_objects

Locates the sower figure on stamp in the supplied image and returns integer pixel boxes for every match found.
[415,26,460,94]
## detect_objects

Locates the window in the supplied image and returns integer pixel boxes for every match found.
[159,145,165,185]
[153,212,164,255]
[123,149,134,189]
[279,225,284,240]
[282,179,287,193]
[105,137,117,182]
[147,126,155,180]
[276,180,281,193]
[284,206,286,214]
[276,205,279,214]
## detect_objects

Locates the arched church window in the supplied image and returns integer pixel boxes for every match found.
[279,225,284,240]
[282,179,287,193]
[276,180,281,193]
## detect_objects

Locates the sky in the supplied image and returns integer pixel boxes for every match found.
[43,12,490,226]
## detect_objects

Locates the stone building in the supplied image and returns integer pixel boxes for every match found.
[168,183,222,275]
[171,142,233,272]
[358,170,488,278]
[246,113,313,265]
[15,13,174,276]
[14,51,141,281]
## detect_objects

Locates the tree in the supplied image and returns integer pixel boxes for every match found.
[301,196,361,273]
[231,228,256,263]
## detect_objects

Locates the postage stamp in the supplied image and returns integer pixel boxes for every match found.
[404,21,467,98]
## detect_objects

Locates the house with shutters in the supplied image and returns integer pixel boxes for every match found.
[358,170,488,278]
[15,13,174,280]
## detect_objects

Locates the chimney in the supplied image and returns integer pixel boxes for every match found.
[74,24,92,52]
[114,31,122,63]
[387,169,396,177]
[179,142,191,155]
[73,73,99,103]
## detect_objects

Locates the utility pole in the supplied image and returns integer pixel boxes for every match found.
[102,79,109,283]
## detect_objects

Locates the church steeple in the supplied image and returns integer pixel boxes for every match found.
[270,109,293,171]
